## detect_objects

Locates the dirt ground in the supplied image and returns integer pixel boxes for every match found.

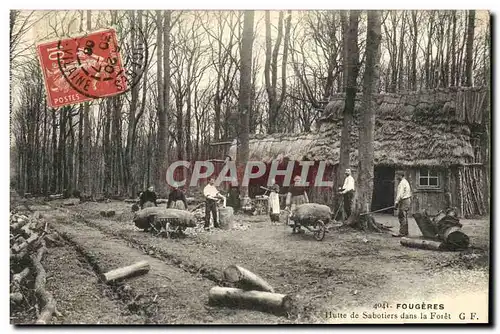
[11,198,490,324]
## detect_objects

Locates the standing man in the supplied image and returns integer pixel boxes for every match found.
[339,169,355,221]
[203,178,225,230]
[393,171,412,237]
[139,186,158,209]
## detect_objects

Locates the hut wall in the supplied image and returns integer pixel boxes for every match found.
[405,167,447,216]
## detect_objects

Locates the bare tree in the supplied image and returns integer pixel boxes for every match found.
[355,10,382,218]
[338,10,360,190]
[264,11,291,134]
[464,10,476,86]
[237,10,255,201]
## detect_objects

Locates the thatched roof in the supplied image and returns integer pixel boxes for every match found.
[228,87,488,167]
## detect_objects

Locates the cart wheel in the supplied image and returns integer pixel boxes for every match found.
[313,220,326,241]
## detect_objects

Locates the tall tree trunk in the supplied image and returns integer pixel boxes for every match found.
[451,11,457,86]
[424,11,435,89]
[102,100,111,193]
[338,10,360,190]
[396,12,406,91]
[340,11,348,92]
[238,10,255,200]
[51,111,57,193]
[356,10,382,215]
[155,10,171,195]
[464,10,475,86]
[125,10,139,195]
[82,10,92,194]
[264,11,284,134]
[410,11,418,90]
[57,108,66,193]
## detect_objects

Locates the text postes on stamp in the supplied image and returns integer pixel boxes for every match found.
[37,28,147,108]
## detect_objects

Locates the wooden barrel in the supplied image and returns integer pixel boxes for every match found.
[219,207,234,230]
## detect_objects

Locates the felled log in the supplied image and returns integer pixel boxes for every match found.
[208,287,295,316]
[413,212,439,238]
[100,260,150,283]
[10,216,30,231]
[10,292,23,304]
[48,194,63,200]
[31,240,57,324]
[12,232,40,253]
[62,198,80,206]
[435,214,469,249]
[223,265,274,292]
[10,250,28,262]
[414,210,469,250]
[13,267,30,285]
[290,203,332,224]
[400,237,446,251]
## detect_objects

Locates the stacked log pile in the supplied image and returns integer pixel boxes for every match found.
[10,212,62,324]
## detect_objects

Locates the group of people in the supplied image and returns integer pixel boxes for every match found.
[266,168,412,237]
[138,185,188,210]
[139,167,413,237]
[339,168,412,237]
[137,179,226,232]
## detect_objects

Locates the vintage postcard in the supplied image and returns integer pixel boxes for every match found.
[9,9,491,325]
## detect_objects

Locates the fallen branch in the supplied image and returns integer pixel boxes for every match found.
[208,286,296,316]
[13,267,31,285]
[100,260,150,283]
[10,250,28,262]
[223,265,275,292]
[12,232,40,253]
[31,240,57,324]
[10,292,24,304]
[10,217,30,231]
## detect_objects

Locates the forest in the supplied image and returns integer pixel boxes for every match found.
[10,10,490,199]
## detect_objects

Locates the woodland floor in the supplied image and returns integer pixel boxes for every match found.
[10,197,490,325]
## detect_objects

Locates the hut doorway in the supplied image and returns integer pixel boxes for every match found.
[372,166,395,214]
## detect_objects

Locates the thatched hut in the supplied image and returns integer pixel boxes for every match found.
[228,87,490,218]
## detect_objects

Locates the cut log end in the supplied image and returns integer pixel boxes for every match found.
[446,231,470,250]
[223,265,242,283]
[222,265,275,293]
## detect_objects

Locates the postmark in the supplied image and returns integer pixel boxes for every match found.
[37,27,148,108]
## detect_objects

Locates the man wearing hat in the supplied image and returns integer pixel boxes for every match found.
[339,169,355,220]
[393,171,412,237]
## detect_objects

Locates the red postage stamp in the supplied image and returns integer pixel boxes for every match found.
[37,29,128,108]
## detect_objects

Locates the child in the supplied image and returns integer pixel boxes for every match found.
[268,183,281,223]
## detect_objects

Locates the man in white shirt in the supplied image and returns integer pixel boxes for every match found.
[339,169,355,220]
[203,178,225,230]
[393,171,412,237]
